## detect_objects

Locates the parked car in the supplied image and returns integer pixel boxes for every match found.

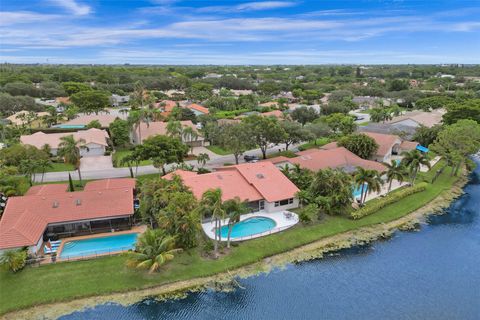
[244,155,260,162]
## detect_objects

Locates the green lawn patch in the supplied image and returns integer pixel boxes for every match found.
[206,145,231,155]
[298,137,330,151]
[0,161,462,315]
[112,149,153,167]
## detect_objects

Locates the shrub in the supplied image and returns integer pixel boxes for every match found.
[350,182,428,220]
[0,249,27,272]
[298,204,318,224]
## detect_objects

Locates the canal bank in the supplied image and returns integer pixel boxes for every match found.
[3,165,472,320]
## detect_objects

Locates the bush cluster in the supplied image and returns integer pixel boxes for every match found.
[350,182,428,220]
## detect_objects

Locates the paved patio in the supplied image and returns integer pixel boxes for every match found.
[202,211,299,242]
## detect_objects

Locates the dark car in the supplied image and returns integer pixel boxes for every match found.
[244,155,260,162]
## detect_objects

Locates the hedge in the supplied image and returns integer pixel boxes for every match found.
[350,182,428,220]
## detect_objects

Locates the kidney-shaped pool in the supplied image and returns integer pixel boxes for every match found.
[217,217,277,240]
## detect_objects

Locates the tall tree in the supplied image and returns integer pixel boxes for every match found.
[242,115,287,159]
[353,167,383,204]
[401,150,431,185]
[197,188,225,259]
[57,135,86,182]
[70,90,110,115]
[383,160,407,192]
[218,123,255,164]
[223,197,249,249]
[279,120,309,151]
[338,133,379,159]
[141,135,189,175]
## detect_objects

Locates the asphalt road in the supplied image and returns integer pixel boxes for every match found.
[36,143,299,182]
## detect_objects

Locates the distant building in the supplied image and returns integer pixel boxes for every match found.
[130,120,205,147]
[185,103,209,116]
[110,94,130,107]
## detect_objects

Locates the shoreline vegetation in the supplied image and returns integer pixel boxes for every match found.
[0,161,470,319]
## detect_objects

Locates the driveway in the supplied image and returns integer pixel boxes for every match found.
[80,156,114,171]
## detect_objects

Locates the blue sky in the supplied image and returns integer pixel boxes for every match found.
[1,0,479,64]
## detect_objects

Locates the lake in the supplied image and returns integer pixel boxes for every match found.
[61,163,480,320]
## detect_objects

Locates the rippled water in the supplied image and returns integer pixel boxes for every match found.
[61,163,480,320]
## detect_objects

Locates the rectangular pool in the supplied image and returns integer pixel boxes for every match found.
[59,233,138,259]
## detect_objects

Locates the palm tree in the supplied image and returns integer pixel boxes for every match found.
[58,135,86,182]
[126,229,182,273]
[166,120,183,138]
[223,198,248,249]
[197,153,210,168]
[37,159,53,183]
[401,150,431,185]
[354,167,383,204]
[182,126,198,154]
[198,188,225,259]
[383,160,407,192]
[127,110,144,144]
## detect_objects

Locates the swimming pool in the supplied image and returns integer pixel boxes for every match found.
[59,233,138,259]
[53,124,86,129]
[217,217,276,240]
[353,184,368,199]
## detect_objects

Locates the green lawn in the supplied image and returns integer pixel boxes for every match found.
[112,149,153,167]
[206,145,231,155]
[298,137,331,151]
[0,161,462,315]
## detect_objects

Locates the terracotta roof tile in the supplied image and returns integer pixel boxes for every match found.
[20,128,109,150]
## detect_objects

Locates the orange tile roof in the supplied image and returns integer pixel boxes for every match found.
[83,178,136,191]
[0,179,134,250]
[400,140,419,150]
[55,97,71,104]
[166,162,299,203]
[290,147,386,173]
[64,114,120,127]
[187,103,209,114]
[263,156,291,164]
[25,184,68,196]
[261,110,284,119]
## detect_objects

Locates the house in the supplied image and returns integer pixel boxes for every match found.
[155,100,178,117]
[352,96,390,109]
[266,147,386,173]
[6,111,50,126]
[287,104,321,113]
[62,112,126,127]
[130,120,205,147]
[363,132,418,162]
[386,109,445,128]
[0,179,135,255]
[164,162,300,213]
[186,103,209,116]
[20,128,110,156]
[110,94,130,107]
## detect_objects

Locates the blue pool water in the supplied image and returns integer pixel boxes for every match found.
[59,233,138,259]
[352,184,368,198]
[60,160,480,319]
[53,124,86,129]
[218,217,276,239]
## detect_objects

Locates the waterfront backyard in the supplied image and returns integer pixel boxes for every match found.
[0,160,465,316]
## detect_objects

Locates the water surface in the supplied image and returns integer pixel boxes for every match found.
[61,164,480,320]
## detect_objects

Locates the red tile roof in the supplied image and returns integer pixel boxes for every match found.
[187,103,209,114]
[83,178,136,191]
[165,162,299,203]
[289,147,386,173]
[25,184,68,196]
[0,179,135,250]
[400,140,419,151]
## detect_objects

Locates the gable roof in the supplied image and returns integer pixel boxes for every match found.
[363,132,402,157]
[83,178,136,191]
[165,162,299,203]
[0,179,135,250]
[25,184,68,196]
[20,128,109,150]
[63,114,121,127]
[287,147,386,173]
[186,103,209,114]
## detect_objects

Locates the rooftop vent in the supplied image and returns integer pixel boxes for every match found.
[216,175,223,180]
[52,201,59,208]
[256,173,265,179]
[75,199,82,206]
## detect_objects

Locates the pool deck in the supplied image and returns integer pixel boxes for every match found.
[54,225,146,262]
[201,211,299,242]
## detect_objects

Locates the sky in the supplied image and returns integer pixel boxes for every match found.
[1,0,480,65]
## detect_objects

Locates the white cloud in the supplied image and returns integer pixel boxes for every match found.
[0,11,60,26]
[197,1,297,13]
[49,0,91,16]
